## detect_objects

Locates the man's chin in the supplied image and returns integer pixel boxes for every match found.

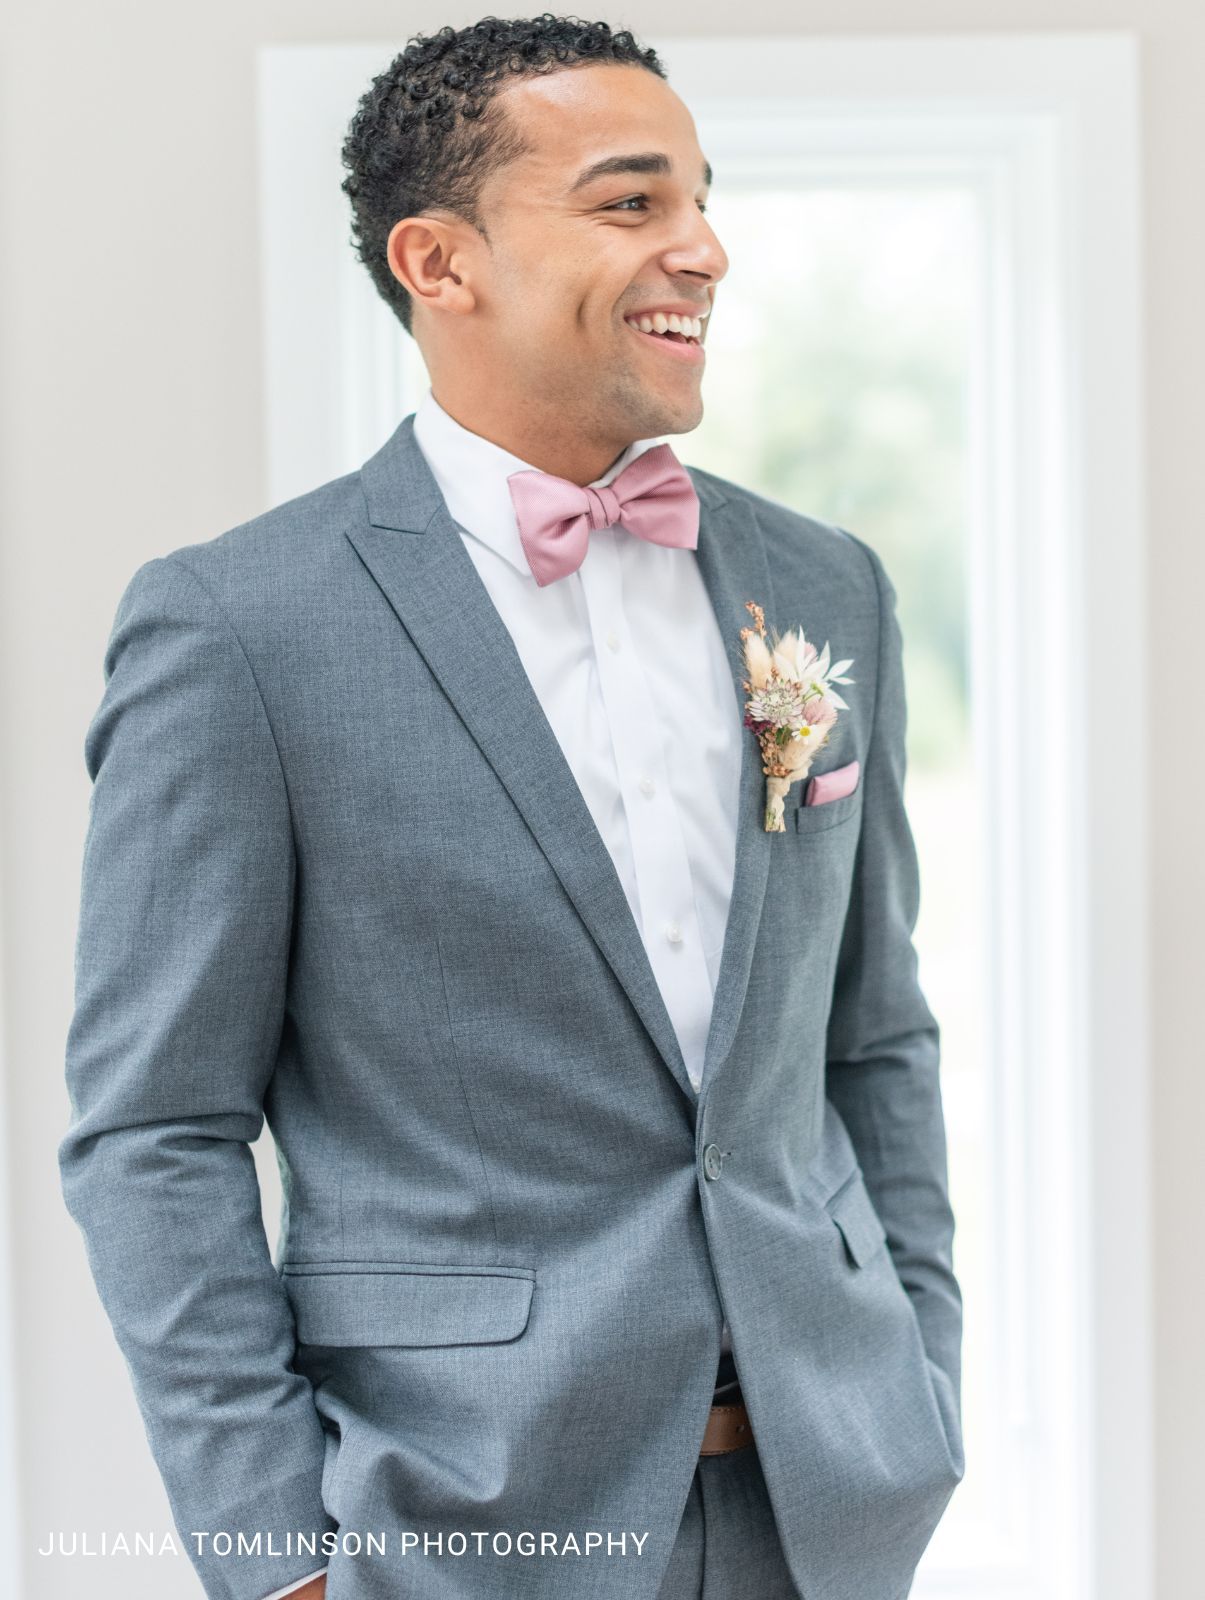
[630,393,705,439]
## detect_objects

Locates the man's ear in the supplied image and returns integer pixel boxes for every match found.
[386,214,477,317]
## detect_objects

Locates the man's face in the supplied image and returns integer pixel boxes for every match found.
[411,63,728,461]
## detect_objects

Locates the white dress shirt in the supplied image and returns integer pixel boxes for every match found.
[261,388,742,1598]
[415,387,744,1089]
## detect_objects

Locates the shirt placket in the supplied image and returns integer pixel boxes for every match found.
[577,532,714,1091]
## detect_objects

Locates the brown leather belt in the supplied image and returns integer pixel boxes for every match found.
[700,1389,754,1455]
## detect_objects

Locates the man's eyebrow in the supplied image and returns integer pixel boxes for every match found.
[566,152,713,194]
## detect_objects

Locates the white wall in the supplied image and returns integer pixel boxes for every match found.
[0,4,1199,1597]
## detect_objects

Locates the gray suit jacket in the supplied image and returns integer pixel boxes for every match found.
[59,414,964,1600]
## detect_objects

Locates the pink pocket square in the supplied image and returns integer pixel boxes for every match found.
[806,759,860,806]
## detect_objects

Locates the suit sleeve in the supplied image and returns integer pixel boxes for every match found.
[58,555,337,1600]
[824,533,965,1433]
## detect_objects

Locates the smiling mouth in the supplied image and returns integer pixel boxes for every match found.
[624,322,706,361]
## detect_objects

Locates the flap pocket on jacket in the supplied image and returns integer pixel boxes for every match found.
[826,1174,888,1268]
[281,1262,536,1348]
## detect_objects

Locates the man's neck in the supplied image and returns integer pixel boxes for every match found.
[428,391,634,485]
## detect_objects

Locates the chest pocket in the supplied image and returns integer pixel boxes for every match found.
[790,785,863,835]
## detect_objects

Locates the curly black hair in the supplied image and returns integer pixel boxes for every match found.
[340,14,666,337]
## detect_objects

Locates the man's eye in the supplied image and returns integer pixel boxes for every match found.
[605,195,709,214]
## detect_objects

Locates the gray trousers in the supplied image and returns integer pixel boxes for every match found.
[656,1439,800,1598]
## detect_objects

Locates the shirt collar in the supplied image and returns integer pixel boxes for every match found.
[411,386,666,578]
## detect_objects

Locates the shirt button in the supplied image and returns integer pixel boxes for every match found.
[639,776,656,797]
[703,1144,724,1181]
[665,921,683,945]
[605,630,621,652]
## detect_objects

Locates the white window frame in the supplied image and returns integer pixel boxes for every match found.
[257,33,1148,1600]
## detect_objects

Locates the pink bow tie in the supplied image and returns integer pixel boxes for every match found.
[506,443,700,587]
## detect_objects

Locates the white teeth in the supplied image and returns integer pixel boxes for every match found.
[625,311,705,339]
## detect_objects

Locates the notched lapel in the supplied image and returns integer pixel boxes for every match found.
[346,416,775,1108]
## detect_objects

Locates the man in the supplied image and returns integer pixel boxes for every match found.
[59,15,964,1600]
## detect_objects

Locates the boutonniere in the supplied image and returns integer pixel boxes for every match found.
[739,601,856,832]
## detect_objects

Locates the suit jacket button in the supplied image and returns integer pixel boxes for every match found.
[703,1144,724,1181]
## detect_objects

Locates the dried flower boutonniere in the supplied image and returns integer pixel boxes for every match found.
[739,601,855,832]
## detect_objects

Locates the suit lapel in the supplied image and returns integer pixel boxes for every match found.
[346,415,774,1107]
[692,479,776,1095]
